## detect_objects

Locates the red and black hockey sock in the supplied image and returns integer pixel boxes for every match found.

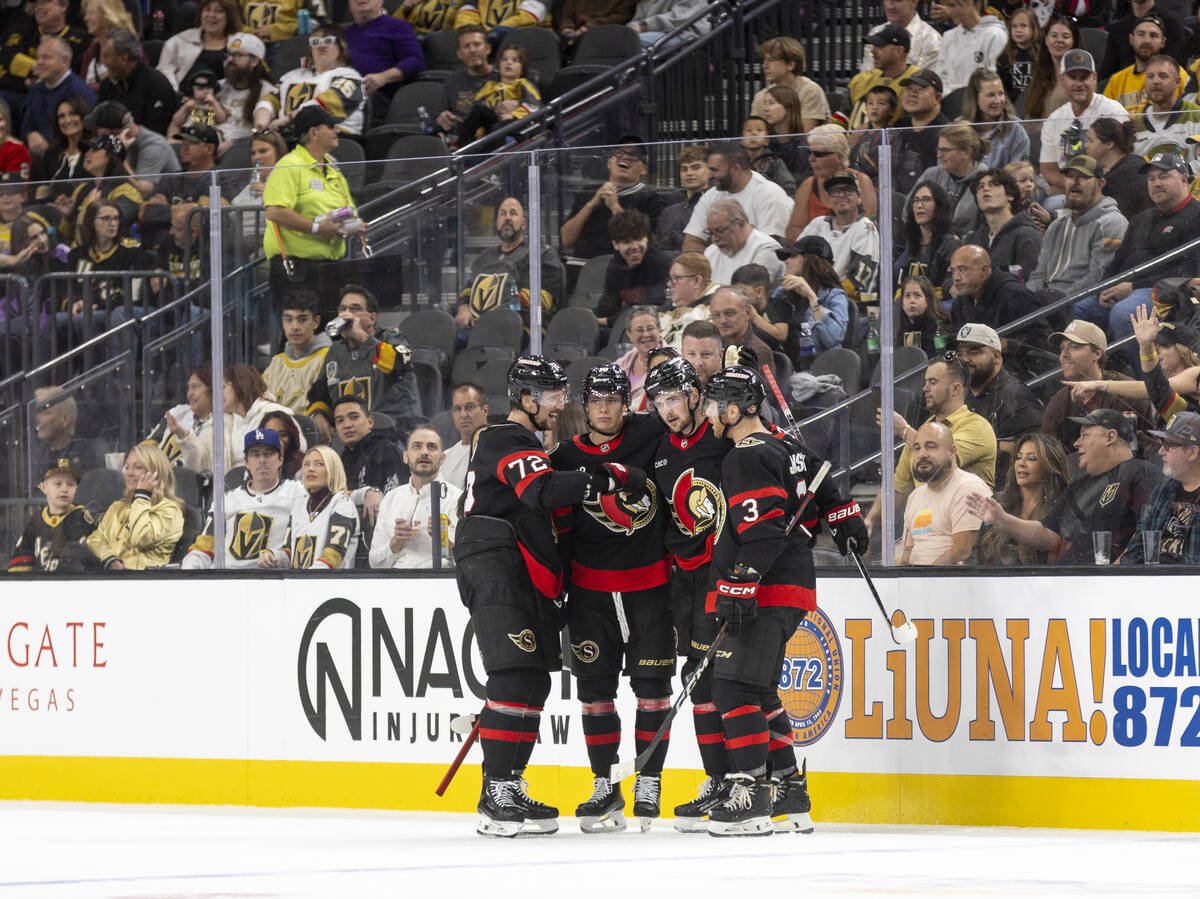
[631,677,672,775]
[684,659,728,777]
[578,678,621,776]
[713,679,768,778]
[763,692,798,779]
[513,674,551,774]
[480,670,548,778]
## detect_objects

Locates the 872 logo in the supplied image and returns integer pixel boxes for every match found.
[778,606,843,746]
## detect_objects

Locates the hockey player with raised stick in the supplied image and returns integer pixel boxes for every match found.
[701,366,868,837]
[549,364,672,833]
[453,356,629,838]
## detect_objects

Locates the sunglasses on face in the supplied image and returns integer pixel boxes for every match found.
[809,149,835,158]
[308,36,337,48]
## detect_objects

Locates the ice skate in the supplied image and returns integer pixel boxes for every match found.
[707,775,773,837]
[515,778,560,835]
[673,775,731,833]
[770,760,814,834]
[632,773,661,833]
[575,776,626,833]
[476,776,524,838]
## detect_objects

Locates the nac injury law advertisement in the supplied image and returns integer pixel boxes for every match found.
[1,576,1197,782]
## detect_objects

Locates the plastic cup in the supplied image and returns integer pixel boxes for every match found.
[1092,531,1112,565]
[1142,530,1162,565]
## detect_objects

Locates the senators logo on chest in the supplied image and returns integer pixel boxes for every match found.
[582,480,658,535]
[669,469,725,537]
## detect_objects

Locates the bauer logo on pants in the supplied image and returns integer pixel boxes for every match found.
[778,606,843,746]
[509,629,537,652]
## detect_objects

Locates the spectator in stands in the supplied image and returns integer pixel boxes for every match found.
[259,445,358,570]
[595,209,670,327]
[561,137,664,260]
[557,0,637,50]
[1039,49,1128,199]
[964,167,1039,281]
[1027,155,1127,298]
[213,33,276,145]
[866,354,997,533]
[0,101,31,180]
[1103,0,1185,80]
[442,382,487,488]
[334,394,407,552]
[97,28,178,137]
[456,196,564,336]
[757,86,811,176]
[898,420,986,565]
[168,120,224,206]
[680,319,723,388]
[785,125,877,241]
[613,305,661,411]
[659,251,718,348]
[158,0,242,91]
[750,36,829,134]
[144,364,213,468]
[345,0,426,120]
[849,24,916,132]
[655,144,707,252]
[732,262,785,354]
[1003,160,1045,218]
[1021,14,1077,125]
[960,68,1028,170]
[22,36,95,154]
[935,0,1006,96]
[262,290,331,414]
[214,362,299,471]
[370,424,460,569]
[1041,319,1153,449]
[309,283,422,438]
[0,176,28,254]
[897,274,951,355]
[625,0,711,50]
[451,44,540,147]
[847,86,898,183]
[947,244,1046,354]
[271,25,366,136]
[1104,18,1187,114]
[702,198,783,286]
[774,234,851,360]
[895,182,960,302]
[146,201,205,300]
[798,174,880,300]
[63,198,146,334]
[995,7,1037,100]
[260,409,304,478]
[1084,117,1151,219]
[263,104,357,313]
[975,431,1069,565]
[891,68,951,195]
[956,321,1043,453]
[7,458,96,573]
[709,285,774,374]
[31,95,92,190]
[87,443,185,570]
[967,408,1162,563]
[31,386,103,477]
[740,115,796,196]
[859,0,940,73]
[230,128,286,245]
[85,101,180,185]
[79,0,136,88]
[682,142,792,251]
[1130,55,1200,156]
[1,215,65,344]
[243,0,301,45]
[911,124,988,234]
[436,25,493,134]
[455,0,551,34]
[0,0,87,125]
[1122,411,1200,563]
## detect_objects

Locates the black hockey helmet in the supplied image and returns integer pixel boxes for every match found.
[703,365,766,415]
[507,354,568,404]
[582,364,631,407]
[644,356,699,400]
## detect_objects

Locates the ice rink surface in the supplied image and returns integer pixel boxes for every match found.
[1,801,1197,898]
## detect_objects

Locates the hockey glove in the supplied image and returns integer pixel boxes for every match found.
[713,564,760,633]
[825,501,868,557]
[736,345,759,370]
[587,462,647,501]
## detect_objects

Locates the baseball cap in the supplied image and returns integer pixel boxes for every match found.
[82,100,130,131]
[182,68,220,94]
[227,32,266,59]
[1068,408,1135,443]
[1135,14,1167,33]
[292,103,337,135]
[1147,411,1200,446]
[775,234,833,262]
[42,458,82,483]
[88,133,126,160]
[1061,154,1102,177]
[823,173,859,194]
[898,68,943,93]
[865,23,911,50]
[244,428,282,453]
[1050,319,1107,351]
[1140,151,1190,176]
[1061,48,1096,74]
[1155,321,1199,351]
[611,135,647,161]
[178,120,220,146]
[956,323,1001,351]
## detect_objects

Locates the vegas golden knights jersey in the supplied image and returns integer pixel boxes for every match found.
[182,479,305,569]
[275,67,365,135]
[7,506,96,572]
[144,404,208,466]
[282,490,359,569]
[395,0,460,32]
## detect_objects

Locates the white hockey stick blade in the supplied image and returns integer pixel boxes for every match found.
[450,713,478,735]
[611,758,636,783]
[892,620,919,643]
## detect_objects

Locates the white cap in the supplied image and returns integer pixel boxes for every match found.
[956,322,1001,351]
[227,32,266,59]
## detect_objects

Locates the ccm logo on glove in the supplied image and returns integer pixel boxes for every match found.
[716,580,758,598]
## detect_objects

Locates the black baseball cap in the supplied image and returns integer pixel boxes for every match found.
[1155,321,1199,351]
[178,120,220,146]
[865,23,911,50]
[898,68,943,93]
[1147,411,1200,447]
[776,235,833,262]
[611,135,647,161]
[42,458,82,483]
[824,173,859,194]
[1069,408,1135,443]
[83,100,130,131]
[182,68,220,94]
[292,103,337,135]
[1140,151,1190,176]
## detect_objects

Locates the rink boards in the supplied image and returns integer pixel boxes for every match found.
[1,572,1198,832]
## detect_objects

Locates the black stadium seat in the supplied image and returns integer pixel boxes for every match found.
[498,28,561,89]
[573,25,641,66]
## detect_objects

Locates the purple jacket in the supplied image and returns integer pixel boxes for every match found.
[344,15,426,84]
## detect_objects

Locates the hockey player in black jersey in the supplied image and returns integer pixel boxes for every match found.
[454,356,629,838]
[549,364,672,833]
[644,356,738,832]
[700,366,868,837]
[7,460,96,573]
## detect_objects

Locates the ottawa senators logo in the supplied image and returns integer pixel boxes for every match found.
[571,640,600,662]
[508,629,537,652]
[669,469,725,538]
[582,481,658,535]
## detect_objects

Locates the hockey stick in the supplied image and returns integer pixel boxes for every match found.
[435,717,480,796]
[610,460,832,783]
[846,539,918,644]
[761,362,802,439]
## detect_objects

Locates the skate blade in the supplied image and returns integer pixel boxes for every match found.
[635,815,656,833]
[708,817,773,837]
[772,812,814,834]
[476,815,522,838]
[672,816,710,834]
[578,811,627,834]
[520,818,560,835]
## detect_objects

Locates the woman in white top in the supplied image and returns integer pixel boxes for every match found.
[260,445,358,569]
[158,0,243,91]
[146,364,213,467]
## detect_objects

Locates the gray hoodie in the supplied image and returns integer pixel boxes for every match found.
[937,15,1007,95]
[1027,196,1128,294]
[628,0,711,36]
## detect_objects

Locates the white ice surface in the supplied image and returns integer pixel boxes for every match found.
[0,801,1197,898]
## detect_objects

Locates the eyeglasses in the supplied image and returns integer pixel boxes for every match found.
[910,195,935,205]
[828,187,856,197]
[935,146,959,156]
[95,214,120,222]
[308,36,337,48]
[629,326,659,336]
[337,303,367,313]
[667,274,699,283]
[706,222,736,238]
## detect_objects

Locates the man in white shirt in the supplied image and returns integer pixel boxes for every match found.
[441,382,488,489]
[798,174,880,299]
[702,198,783,285]
[1039,49,1130,197]
[899,421,986,565]
[370,425,461,569]
[681,143,792,251]
[859,0,941,72]
[934,0,1006,95]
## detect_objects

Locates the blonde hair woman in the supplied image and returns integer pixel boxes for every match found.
[79,0,137,85]
[259,445,358,569]
[86,444,185,570]
[785,123,877,241]
[660,252,720,349]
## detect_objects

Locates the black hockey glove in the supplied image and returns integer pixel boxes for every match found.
[713,564,760,633]
[736,345,759,370]
[825,501,868,557]
[587,462,647,501]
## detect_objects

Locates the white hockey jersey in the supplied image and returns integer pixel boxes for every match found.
[144,403,211,467]
[281,490,359,569]
[276,66,365,135]
[182,478,305,569]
